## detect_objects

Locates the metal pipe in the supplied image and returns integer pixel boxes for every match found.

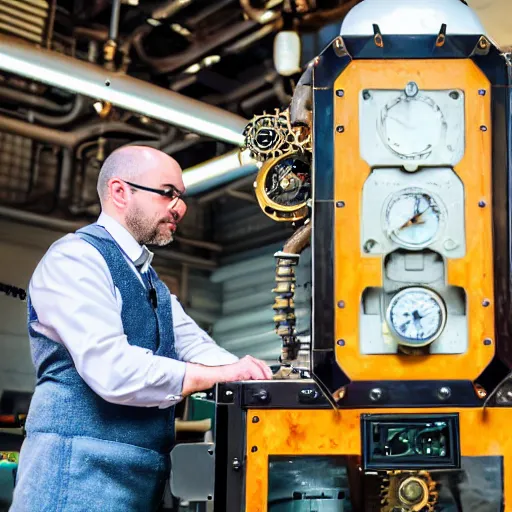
[183,149,258,195]
[0,85,71,112]
[0,205,217,269]
[0,34,248,145]
[109,0,121,42]
[152,0,194,20]
[28,95,87,127]
[0,112,157,147]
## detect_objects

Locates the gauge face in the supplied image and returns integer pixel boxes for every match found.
[263,155,311,207]
[385,188,444,249]
[387,287,447,347]
[378,93,446,160]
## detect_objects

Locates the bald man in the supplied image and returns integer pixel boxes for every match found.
[10,146,272,512]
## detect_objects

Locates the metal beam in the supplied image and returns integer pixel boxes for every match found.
[0,35,248,145]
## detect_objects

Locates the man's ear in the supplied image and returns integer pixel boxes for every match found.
[109,178,131,209]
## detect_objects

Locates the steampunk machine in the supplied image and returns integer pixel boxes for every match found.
[211,0,512,510]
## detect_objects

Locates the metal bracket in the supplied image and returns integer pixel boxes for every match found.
[170,442,215,502]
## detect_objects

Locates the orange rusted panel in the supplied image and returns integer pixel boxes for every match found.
[245,408,512,511]
[331,59,494,381]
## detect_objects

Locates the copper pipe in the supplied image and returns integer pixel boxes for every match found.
[283,221,312,253]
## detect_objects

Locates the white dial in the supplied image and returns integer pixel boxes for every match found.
[384,188,444,249]
[378,89,446,160]
[387,287,447,347]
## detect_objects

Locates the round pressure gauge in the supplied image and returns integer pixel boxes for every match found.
[386,287,447,347]
[378,86,447,161]
[384,188,445,249]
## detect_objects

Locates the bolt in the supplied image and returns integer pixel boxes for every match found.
[336,201,345,208]
[478,200,487,208]
[251,446,258,453]
[449,91,460,100]
[232,458,241,471]
[337,339,345,346]
[437,386,451,400]
[369,388,382,402]
[207,495,213,501]
[480,125,488,131]
[482,299,491,307]
[484,338,492,346]
[336,125,345,133]
[478,89,487,96]
[208,448,214,455]
[405,81,419,98]
[362,90,371,100]
[336,89,344,97]
[105,79,111,87]
[252,416,259,423]
[337,300,345,309]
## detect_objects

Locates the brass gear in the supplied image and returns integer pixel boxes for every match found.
[380,470,439,512]
[241,108,311,163]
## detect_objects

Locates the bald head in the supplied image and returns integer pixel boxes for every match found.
[97,145,182,205]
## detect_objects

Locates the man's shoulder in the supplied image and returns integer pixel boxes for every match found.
[36,231,109,275]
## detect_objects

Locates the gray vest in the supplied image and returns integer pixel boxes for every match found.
[25,224,177,453]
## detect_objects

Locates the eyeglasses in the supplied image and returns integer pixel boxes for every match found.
[123,180,184,202]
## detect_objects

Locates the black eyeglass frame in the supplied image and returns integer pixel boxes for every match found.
[123,180,184,202]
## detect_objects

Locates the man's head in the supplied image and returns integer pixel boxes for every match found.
[97,145,187,246]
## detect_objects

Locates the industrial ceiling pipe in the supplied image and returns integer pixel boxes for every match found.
[0,34,248,145]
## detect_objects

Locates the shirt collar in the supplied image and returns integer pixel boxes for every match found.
[96,212,154,272]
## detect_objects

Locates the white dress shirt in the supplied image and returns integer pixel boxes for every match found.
[28,212,238,409]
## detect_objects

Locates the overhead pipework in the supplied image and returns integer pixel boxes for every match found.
[0,35,248,146]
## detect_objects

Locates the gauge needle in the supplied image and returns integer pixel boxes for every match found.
[397,205,432,231]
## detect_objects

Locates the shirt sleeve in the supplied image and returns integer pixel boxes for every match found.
[172,296,239,366]
[29,235,187,409]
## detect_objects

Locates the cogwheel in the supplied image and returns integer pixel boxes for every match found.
[380,470,439,512]
[241,108,311,162]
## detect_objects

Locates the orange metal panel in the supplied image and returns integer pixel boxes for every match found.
[332,59,494,381]
[245,408,512,511]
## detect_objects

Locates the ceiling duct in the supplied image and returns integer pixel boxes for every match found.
[0,34,248,146]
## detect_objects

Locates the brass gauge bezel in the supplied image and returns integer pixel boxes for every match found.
[386,286,447,348]
[254,151,311,222]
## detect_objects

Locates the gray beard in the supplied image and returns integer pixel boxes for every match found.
[126,206,174,246]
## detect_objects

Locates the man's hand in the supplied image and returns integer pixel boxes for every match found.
[182,355,273,396]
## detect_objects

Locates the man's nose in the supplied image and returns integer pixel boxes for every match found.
[169,198,187,221]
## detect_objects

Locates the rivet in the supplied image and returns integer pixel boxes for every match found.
[483,338,492,346]
[482,299,491,307]
[449,91,459,100]
[480,125,488,131]
[251,446,258,453]
[369,388,382,402]
[478,89,486,96]
[336,125,345,133]
[337,339,345,346]
[478,200,487,208]
[336,201,345,208]
[336,89,344,97]
[252,416,259,423]
[105,79,111,87]
[337,301,345,309]
[437,386,451,400]
[207,495,213,501]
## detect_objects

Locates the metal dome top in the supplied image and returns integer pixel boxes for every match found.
[340,0,487,37]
